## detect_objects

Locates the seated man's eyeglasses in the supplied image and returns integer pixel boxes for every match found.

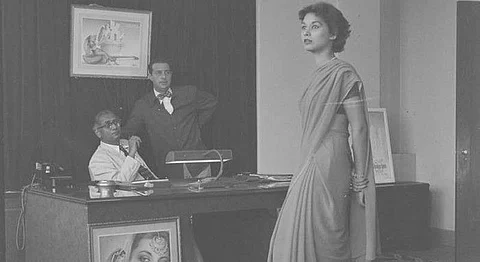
[96,119,121,130]
[152,70,172,77]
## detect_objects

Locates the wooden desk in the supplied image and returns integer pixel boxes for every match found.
[25,179,288,262]
[25,180,430,261]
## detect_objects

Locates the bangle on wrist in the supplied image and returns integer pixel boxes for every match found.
[351,172,365,180]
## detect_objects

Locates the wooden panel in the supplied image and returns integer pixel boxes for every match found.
[194,209,277,262]
[377,182,430,251]
[5,193,25,262]
[87,190,286,224]
[25,192,88,262]
[457,3,480,261]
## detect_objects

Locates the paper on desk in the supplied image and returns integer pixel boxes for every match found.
[249,174,293,182]
[88,185,153,199]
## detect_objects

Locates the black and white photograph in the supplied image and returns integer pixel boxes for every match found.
[1,0,476,261]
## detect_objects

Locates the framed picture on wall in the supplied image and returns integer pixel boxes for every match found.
[70,5,151,79]
[368,108,395,184]
[89,217,181,262]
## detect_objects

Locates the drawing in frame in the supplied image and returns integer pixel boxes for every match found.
[368,108,396,184]
[89,217,181,262]
[70,5,151,79]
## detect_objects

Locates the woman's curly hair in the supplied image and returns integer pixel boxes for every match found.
[299,2,351,53]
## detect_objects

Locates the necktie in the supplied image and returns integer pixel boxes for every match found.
[157,90,174,114]
[119,146,156,180]
[156,89,172,100]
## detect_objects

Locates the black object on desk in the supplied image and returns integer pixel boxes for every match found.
[376,181,431,252]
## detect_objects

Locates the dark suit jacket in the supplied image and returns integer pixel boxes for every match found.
[123,85,218,178]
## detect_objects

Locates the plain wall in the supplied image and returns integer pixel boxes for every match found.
[257,0,380,174]
[396,0,456,231]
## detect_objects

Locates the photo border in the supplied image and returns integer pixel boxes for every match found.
[70,5,151,79]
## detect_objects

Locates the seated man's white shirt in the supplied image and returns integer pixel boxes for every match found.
[88,140,152,182]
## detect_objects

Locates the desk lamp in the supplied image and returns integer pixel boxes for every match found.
[165,149,233,180]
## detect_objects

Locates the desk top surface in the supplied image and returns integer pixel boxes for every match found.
[27,175,428,205]
[28,176,290,204]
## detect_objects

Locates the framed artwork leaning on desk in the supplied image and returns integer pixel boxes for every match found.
[89,217,181,262]
[368,108,395,184]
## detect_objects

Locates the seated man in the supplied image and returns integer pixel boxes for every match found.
[88,109,203,262]
[89,109,158,182]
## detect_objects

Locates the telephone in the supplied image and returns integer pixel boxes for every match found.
[35,162,65,177]
[34,162,72,192]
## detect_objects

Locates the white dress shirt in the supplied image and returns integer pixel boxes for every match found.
[88,140,154,182]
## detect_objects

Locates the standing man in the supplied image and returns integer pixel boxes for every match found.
[123,58,218,179]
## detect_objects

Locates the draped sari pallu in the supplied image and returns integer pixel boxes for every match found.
[268,59,378,262]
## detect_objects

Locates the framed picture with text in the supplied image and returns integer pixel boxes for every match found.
[70,5,151,79]
[89,217,181,262]
[368,108,395,184]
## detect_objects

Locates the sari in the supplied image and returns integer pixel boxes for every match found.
[267,58,378,262]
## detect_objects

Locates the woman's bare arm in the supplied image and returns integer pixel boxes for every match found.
[344,87,369,204]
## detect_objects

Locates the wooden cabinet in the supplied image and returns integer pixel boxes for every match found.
[377,182,430,251]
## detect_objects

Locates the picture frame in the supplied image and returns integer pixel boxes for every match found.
[70,5,151,79]
[89,217,181,262]
[368,108,396,184]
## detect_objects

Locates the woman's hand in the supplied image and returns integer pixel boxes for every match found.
[106,248,126,262]
[355,190,366,207]
[350,173,368,207]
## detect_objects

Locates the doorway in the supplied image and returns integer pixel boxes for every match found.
[456,2,480,261]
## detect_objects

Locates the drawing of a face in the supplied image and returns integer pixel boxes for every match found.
[129,232,170,262]
[86,35,97,49]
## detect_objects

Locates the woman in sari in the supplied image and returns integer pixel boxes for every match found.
[267,2,378,262]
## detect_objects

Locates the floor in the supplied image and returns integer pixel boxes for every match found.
[377,245,459,262]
